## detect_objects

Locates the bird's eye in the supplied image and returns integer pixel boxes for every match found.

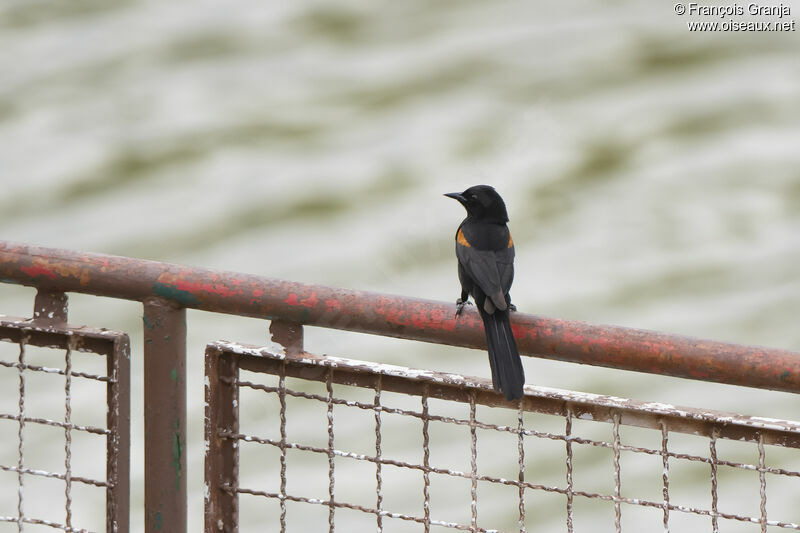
[470,194,478,200]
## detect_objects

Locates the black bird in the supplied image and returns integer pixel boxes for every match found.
[445,185,525,401]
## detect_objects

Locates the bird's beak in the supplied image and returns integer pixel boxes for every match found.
[444,192,466,203]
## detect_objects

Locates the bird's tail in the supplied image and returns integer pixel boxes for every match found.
[479,309,525,401]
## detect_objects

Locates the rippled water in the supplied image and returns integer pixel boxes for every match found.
[1,0,798,530]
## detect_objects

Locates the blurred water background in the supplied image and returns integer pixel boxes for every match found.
[1,0,798,531]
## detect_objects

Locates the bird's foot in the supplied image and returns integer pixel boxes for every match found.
[455,298,472,317]
[508,303,517,312]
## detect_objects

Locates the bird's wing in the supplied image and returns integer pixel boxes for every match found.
[456,243,507,312]
[495,245,515,295]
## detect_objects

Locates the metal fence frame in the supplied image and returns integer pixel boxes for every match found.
[0,241,798,533]
[205,341,800,532]
[0,311,130,532]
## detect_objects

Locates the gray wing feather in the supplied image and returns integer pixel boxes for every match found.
[456,244,509,311]
[495,246,515,295]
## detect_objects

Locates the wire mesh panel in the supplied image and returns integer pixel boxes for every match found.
[0,318,130,533]
[205,340,800,533]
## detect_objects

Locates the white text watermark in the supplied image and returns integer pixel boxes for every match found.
[674,2,796,31]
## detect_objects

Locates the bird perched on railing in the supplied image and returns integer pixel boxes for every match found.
[445,185,525,401]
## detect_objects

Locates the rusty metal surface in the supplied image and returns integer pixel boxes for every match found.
[206,340,800,532]
[0,315,128,357]
[204,345,239,533]
[212,340,800,448]
[1,241,798,393]
[108,325,131,533]
[142,298,187,533]
[32,289,68,327]
[269,319,304,356]
[0,318,130,533]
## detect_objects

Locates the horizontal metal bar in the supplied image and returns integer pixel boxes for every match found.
[225,484,493,533]
[210,341,800,448]
[0,516,97,533]
[0,412,111,436]
[0,361,113,382]
[1,241,798,393]
[0,358,112,382]
[0,317,123,356]
[0,463,110,489]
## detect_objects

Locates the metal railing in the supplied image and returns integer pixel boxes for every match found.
[205,341,800,533]
[0,240,798,532]
[0,293,130,532]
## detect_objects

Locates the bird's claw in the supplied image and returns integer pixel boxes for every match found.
[455,298,472,317]
[508,303,517,312]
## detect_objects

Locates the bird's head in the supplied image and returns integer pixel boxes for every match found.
[444,185,509,223]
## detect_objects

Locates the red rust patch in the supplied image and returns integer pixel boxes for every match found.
[430,307,458,331]
[410,312,427,329]
[510,322,525,339]
[299,292,318,308]
[383,306,409,327]
[285,293,299,306]
[562,331,588,346]
[173,279,242,298]
[249,287,265,305]
[21,265,57,280]
[440,319,458,331]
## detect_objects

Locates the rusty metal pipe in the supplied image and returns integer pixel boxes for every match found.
[0,241,798,393]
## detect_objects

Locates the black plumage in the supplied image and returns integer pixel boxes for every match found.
[445,185,525,401]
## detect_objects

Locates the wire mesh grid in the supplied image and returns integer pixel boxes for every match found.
[205,340,800,533]
[0,320,130,533]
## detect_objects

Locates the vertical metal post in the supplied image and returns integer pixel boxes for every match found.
[269,320,303,356]
[32,289,68,326]
[421,388,431,532]
[205,345,238,533]
[143,297,187,533]
[108,335,131,533]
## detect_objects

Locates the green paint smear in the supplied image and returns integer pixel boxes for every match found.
[173,419,183,492]
[153,511,162,530]
[142,315,156,330]
[153,281,200,306]
[170,368,178,383]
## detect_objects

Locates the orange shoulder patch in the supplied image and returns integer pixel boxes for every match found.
[456,228,471,247]
[508,234,514,248]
